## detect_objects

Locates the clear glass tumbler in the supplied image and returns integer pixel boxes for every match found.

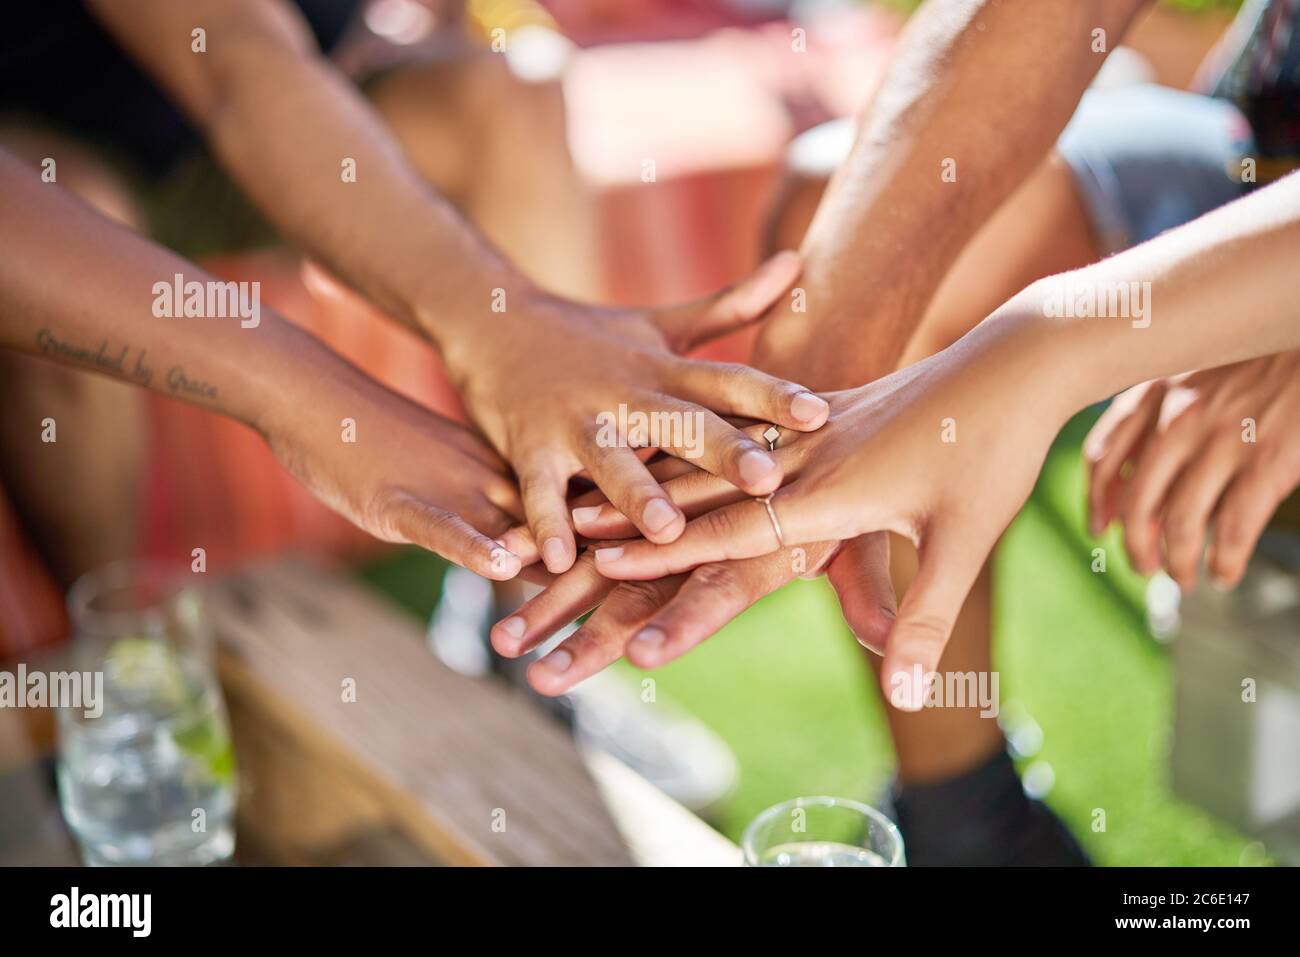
[742,796,905,867]
[57,561,237,866]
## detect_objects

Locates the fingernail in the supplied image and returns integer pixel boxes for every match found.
[642,498,678,533]
[542,537,567,568]
[594,546,624,563]
[540,648,572,673]
[738,449,777,486]
[489,547,519,573]
[498,617,525,639]
[632,626,666,647]
[572,505,604,526]
[790,392,829,423]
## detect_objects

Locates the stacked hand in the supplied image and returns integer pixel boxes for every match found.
[488,276,905,703]
[491,431,895,699]
[297,250,821,579]
[490,295,1072,709]
[426,252,830,574]
[1084,351,1300,591]
[255,329,530,581]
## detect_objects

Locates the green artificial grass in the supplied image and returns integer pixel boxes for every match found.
[358,410,1263,865]
[991,413,1258,866]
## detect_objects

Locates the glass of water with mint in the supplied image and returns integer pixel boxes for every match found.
[743,796,904,867]
[58,561,237,866]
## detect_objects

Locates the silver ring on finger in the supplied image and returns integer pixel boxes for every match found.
[757,493,785,548]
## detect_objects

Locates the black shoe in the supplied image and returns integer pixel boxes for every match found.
[890,749,1091,866]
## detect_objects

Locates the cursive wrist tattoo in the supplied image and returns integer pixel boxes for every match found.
[34,327,219,403]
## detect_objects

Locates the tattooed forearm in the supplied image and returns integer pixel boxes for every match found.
[35,327,153,387]
[165,365,218,400]
[34,327,218,401]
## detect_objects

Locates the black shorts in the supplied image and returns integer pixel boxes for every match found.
[0,0,361,176]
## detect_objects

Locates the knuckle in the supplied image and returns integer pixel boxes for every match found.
[1214,516,1250,552]
[689,562,748,604]
[367,487,456,544]
[399,497,460,546]
[725,433,764,465]
[1253,464,1292,503]
[606,581,668,622]
[579,419,608,447]
[711,362,766,396]
[564,626,615,661]
[1163,511,1201,545]
[1167,554,1197,581]
[362,486,405,539]
[620,482,664,517]
[902,613,952,644]
[419,503,460,538]
[701,507,743,543]
[519,466,557,499]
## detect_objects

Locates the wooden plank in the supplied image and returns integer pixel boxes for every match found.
[210,557,635,866]
[223,678,422,865]
[0,708,79,866]
[0,559,739,866]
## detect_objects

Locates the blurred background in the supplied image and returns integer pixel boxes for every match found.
[3,0,1294,867]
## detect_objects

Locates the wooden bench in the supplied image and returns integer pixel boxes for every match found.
[0,557,738,867]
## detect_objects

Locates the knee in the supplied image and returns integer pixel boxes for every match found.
[762,118,855,254]
[0,126,141,228]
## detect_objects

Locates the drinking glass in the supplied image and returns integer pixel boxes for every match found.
[57,561,237,866]
[742,796,905,867]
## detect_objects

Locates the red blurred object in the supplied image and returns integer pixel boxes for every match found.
[565,8,899,308]
[544,0,782,47]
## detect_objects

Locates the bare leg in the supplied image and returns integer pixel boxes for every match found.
[901,152,1100,364]
[767,147,1100,784]
[367,50,598,300]
[0,129,147,585]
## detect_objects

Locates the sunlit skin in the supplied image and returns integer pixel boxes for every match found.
[0,151,530,580]
[577,173,1300,706]
[491,0,1156,704]
[83,0,830,576]
[1086,351,1300,591]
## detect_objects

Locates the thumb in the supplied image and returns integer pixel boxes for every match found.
[652,250,801,353]
[826,533,897,655]
[879,522,985,712]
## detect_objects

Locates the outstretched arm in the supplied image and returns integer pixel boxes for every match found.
[85,0,519,336]
[596,170,1300,703]
[758,0,1151,388]
[489,0,1155,696]
[0,150,525,579]
[86,0,828,572]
